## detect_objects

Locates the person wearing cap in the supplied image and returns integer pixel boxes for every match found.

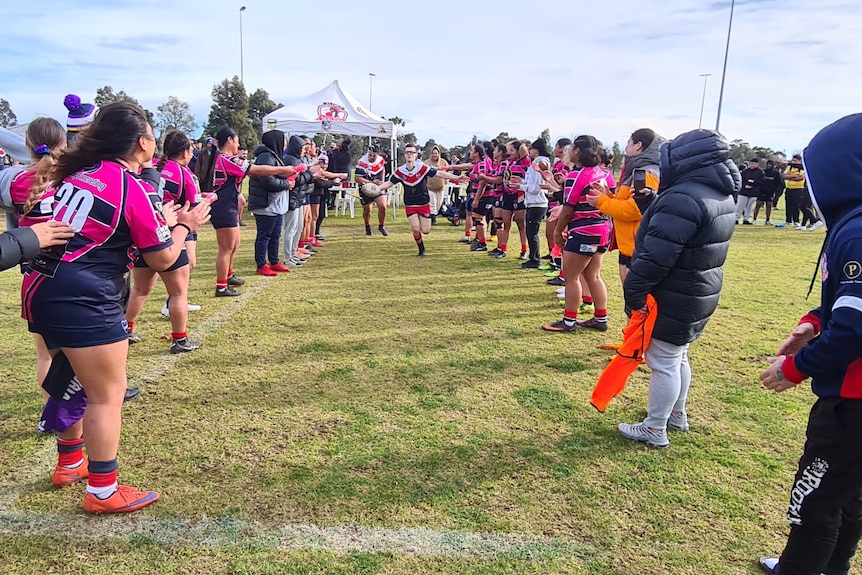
[63,94,97,146]
[355,145,390,236]
[736,158,764,225]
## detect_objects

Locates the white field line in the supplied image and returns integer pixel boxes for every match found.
[0,510,581,560]
[0,279,275,511]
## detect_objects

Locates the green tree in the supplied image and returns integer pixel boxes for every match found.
[0,98,17,128]
[611,141,624,173]
[155,96,196,136]
[248,89,280,139]
[94,85,154,125]
[205,76,254,149]
[539,128,551,149]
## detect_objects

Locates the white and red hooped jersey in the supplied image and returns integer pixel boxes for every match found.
[355,154,386,182]
[389,161,438,206]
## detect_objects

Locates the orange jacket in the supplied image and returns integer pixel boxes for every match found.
[596,171,659,257]
[591,295,658,413]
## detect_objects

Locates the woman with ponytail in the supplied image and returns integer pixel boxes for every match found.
[203,126,302,297]
[22,102,211,514]
[124,130,201,353]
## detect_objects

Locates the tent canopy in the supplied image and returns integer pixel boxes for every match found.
[262,81,396,139]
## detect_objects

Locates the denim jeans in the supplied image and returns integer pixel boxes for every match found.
[253,213,283,268]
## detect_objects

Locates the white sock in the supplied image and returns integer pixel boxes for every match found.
[86,481,118,499]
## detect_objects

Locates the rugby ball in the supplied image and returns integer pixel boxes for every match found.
[361,183,383,198]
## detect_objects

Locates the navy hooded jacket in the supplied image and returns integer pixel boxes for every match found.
[781,114,862,398]
[624,130,739,346]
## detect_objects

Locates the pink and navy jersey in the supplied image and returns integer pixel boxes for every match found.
[355,154,386,182]
[211,153,250,212]
[564,165,612,236]
[469,157,493,196]
[549,160,569,206]
[158,160,201,206]
[21,161,173,330]
[503,155,531,196]
[389,162,438,206]
[10,169,53,227]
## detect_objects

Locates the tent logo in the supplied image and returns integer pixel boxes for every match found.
[265,119,278,131]
[316,103,348,122]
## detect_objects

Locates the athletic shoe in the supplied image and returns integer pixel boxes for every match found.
[269,262,292,273]
[556,287,566,294]
[315,234,326,241]
[458,236,471,244]
[215,287,242,297]
[547,277,565,286]
[617,423,669,448]
[127,332,143,344]
[521,261,540,269]
[285,260,303,268]
[160,305,170,318]
[541,253,552,260]
[809,221,825,231]
[764,221,773,226]
[518,251,528,260]
[538,264,554,270]
[577,317,609,331]
[579,302,595,315]
[668,411,690,432]
[366,225,373,236]
[227,274,245,286]
[187,304,202,312]
[311,240,325,247]
[758,558,779,574]
[469,238,479,250]
[255,265,278,277]
[294,251,312,260]
[493,250,507,259]
[557,292,566,300]
[238,219,247,227]
[799,225,810,231]
[378,226,389,236]
[742,221,753,225]
[545,270,561,277]
[170,338,202,354]
[84,484,160,515]
[487,247,502,256]
[542,320,578,332]
[124,388,140,403]
[474,243,488,252]
[600,341,623,351]
[53,458,89,489]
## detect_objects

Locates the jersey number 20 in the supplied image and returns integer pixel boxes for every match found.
[53,183,95,232]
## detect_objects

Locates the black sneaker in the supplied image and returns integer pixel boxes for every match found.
[541,253,552,260]
[487,247,502,256]
[365,225,373,236]
[547,276,565,286]
[521,261,540,269]
[227,274,245,286]
[378,226,389,237]
[472,242,488,252]
[215,287,242,297]
[469,239,479,250]
[518,251,528,260]
[315,234,326,241]
[417,248,426,258]
[542,320,578,332]
[577,317,609,331]
[128,332,143,344]
[493,250,507,259]
[458,236,471,244]
[170,338,202,354]
[123,387,141,403]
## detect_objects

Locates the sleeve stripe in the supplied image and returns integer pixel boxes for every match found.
[833,295,862,314]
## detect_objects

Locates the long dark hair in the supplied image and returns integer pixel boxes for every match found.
[203,126,238,190]
[157,130,192,170]
[53,102,151,185]
[472,144,485,159]
[572,135,601,168]
[23,117,66,215]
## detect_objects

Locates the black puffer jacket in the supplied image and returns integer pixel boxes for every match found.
[624,130,740,346]
[282,135,314,210]
[248,131,290,213]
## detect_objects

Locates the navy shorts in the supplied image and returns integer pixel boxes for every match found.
[211,205,239,229]
[134,250,189,272]
[473,196,495,218]
[359,192,383,207]
[565,232,609,257]
[501,194,525,211]
[30,320,130,349]
[309,194,322,205]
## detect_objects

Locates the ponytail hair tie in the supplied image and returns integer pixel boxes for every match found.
[34,144,51,155]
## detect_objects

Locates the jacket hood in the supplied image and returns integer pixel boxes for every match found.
[261,130,286,159]
[803,113,862,227]
[659,129,741,197]
[286,135,305,158]
[622,133,665,183]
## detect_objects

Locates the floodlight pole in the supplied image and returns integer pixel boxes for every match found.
[239,6,247,85]
[715,0,735,132]
[698,73,711,129]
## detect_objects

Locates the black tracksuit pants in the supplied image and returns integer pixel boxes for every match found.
[777,398,862,575]
[786,189,806,224]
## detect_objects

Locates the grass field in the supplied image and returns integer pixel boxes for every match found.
[0,207,826,574]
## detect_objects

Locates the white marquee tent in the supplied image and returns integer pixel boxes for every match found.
[261,80,398,160]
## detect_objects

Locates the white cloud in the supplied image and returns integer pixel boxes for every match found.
[1,0,860,153]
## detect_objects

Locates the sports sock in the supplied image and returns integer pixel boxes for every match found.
[583,296,594,305]
[171,332,187,342]
[563,310,578,327]
[127,321,135,332]
[521,244,527,253]
[228,269,234,277]
[499,244,507,253]
[216,279,228,291]
[57,437,84,469]
[594,309,608,323]
[87,458,118,499]
[413,233,423,246]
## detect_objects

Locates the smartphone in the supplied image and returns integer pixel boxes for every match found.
[632,169,647,192]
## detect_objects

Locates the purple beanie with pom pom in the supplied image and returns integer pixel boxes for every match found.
[64,94,97,134]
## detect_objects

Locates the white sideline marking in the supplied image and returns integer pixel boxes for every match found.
[0,280,275,512]
[0,510,579,559]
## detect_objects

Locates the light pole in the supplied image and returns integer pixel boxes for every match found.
[368,73,376,145]
[698,73,711,129]
[239,6,246,85]
[715,0,735,132]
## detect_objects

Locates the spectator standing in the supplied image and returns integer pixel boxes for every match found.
[736,158,764,225]
[425,146,449,225]
[784,154,807,227]
[754,160,783,225]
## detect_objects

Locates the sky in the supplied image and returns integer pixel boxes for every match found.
[2,0,860,155]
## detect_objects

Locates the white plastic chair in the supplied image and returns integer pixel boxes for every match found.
[334,186,356,218]
[387,184,402,209]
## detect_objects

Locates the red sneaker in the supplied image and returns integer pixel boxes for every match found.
[255,265,278,277]
[269,262,292,273]
[53,457,89,489]
[84,484,160,514]
[311,240,324,248]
